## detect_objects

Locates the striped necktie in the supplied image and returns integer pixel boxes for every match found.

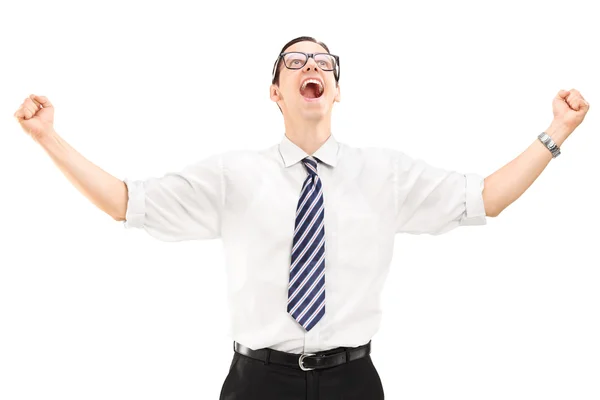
[287,156,326,332]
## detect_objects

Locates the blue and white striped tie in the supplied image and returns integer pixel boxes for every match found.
[287,156,326,332]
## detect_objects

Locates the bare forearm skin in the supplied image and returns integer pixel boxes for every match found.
[34,130,128,221]
[482,121,571,217]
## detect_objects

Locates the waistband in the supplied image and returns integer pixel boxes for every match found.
[233,340,372,371]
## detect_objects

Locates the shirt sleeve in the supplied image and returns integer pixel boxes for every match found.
[393,150,487,235]
[122,152,225,241]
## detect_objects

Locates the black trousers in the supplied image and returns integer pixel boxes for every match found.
[218,345,385,400]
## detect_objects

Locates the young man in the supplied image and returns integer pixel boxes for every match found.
[14,36,589,399]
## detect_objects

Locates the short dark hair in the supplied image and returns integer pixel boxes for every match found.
[271,36,340,86]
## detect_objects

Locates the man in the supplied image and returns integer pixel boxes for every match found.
[13,36,589,399]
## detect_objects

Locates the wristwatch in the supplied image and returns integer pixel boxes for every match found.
[537,132,561,158]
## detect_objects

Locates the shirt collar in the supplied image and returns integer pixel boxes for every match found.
[278,134,340,168]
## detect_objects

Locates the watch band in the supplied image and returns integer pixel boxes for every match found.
[538,132,561,158]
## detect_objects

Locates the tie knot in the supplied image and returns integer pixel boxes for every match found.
[302,156,319,176]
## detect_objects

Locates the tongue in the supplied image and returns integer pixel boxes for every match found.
[301,83,319,99]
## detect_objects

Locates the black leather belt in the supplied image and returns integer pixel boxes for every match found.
[233,340,371,371]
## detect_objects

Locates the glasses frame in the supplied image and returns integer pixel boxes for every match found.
[271,52,340,83]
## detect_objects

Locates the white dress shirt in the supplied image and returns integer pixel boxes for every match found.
[123,134,487,354]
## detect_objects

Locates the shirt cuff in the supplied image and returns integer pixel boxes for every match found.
[461,173,487,226]
[123,178,145,228]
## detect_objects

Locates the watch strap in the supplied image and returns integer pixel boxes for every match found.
[538,132,561,158]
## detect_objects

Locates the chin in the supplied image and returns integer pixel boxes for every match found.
[300,101,331,118]
[299,108,328,121]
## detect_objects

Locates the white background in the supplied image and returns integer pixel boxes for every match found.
[1,0,598,399]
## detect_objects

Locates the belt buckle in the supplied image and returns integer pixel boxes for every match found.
[299,353,316,371]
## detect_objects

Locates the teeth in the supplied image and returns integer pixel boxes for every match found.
[301,79,324,94]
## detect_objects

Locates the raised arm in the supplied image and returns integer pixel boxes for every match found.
[14,94,225,241]
[482,89,590,217]
[14,94,127,221]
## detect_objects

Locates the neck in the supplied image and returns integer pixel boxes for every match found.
[283,116,332,155]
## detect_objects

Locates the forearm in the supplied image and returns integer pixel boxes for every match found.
[482,122,571,217]
[34,130,128,221]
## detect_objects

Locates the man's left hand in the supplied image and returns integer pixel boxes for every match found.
[550,88,590,137]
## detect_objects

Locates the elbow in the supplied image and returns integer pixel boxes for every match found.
[113,214,126,222]
[110,207,127,222]
[484,200,502,218]
[485,204,502,218]
[482,185,502,218]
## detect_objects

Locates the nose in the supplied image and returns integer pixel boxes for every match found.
[304,56,318,72]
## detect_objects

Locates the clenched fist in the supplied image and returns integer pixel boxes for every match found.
[551,89,589,133]
[14,94,55,141]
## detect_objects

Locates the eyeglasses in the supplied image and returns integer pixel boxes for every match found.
[272,52,340,82]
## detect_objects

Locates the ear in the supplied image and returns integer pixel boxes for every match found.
[270,84,282,102]
[334,83,341,103]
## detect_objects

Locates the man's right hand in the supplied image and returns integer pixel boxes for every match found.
[14,94,55,141]
[12,93,129,221]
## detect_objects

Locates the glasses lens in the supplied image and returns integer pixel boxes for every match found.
[283,53,308,69]
[314,54,336,71]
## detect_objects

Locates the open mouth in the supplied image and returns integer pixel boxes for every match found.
[299,78,324,100]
